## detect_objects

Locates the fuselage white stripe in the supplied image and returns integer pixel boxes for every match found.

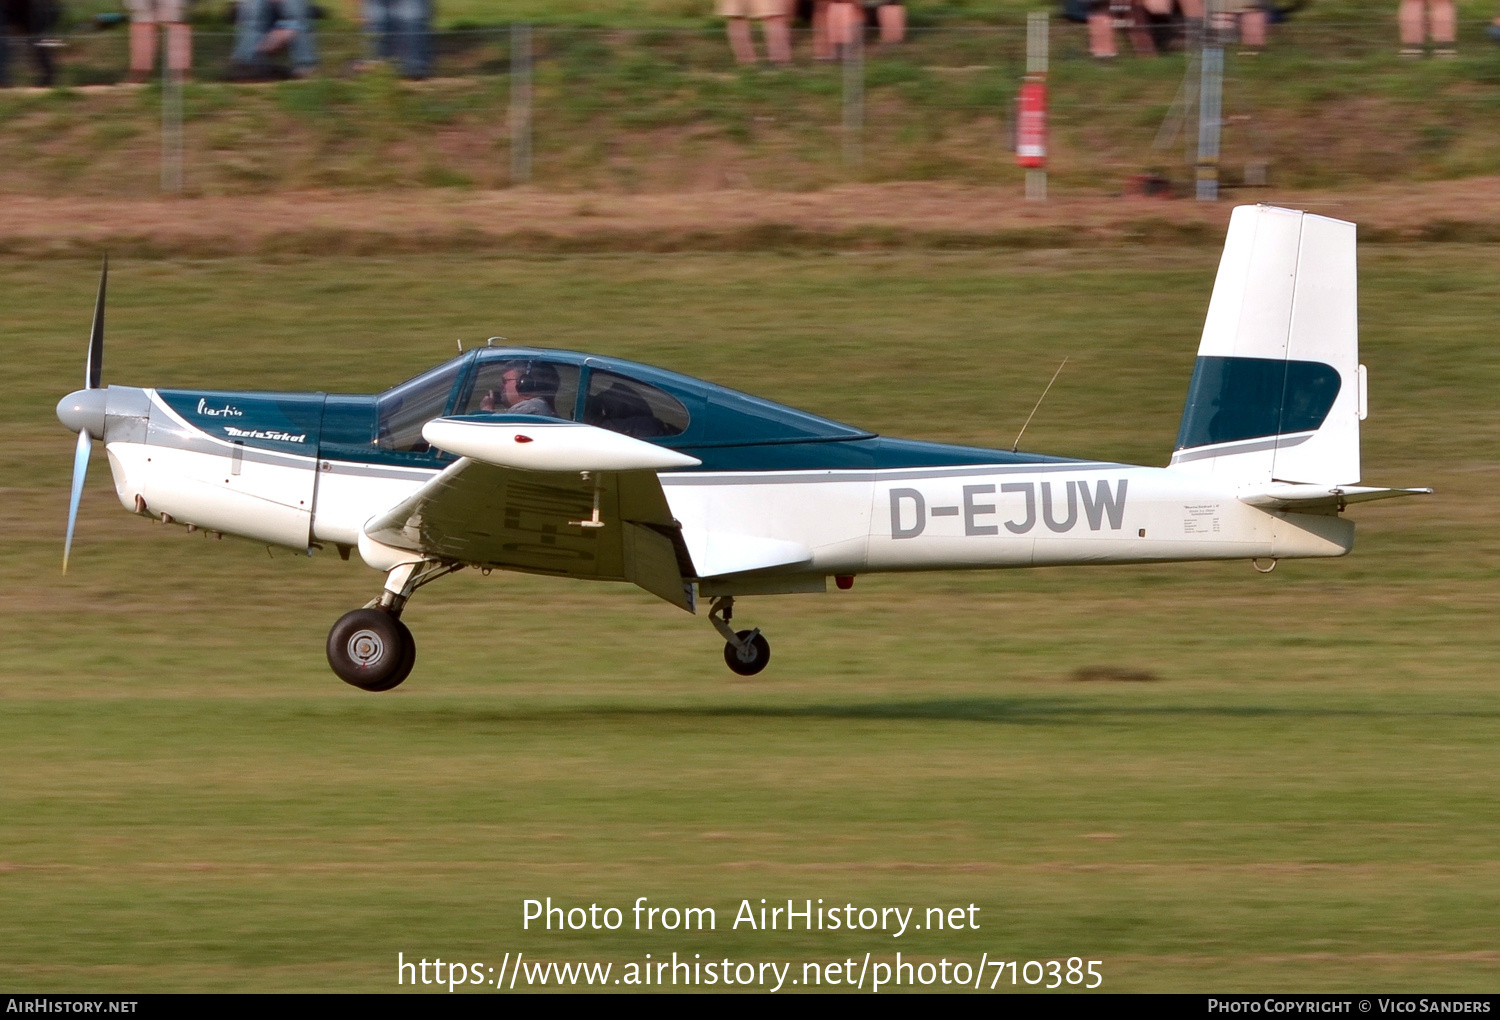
[1170,432,1314,464]
[659,461,1124,486]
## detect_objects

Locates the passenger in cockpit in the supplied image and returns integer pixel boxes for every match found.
[586,380,665,438]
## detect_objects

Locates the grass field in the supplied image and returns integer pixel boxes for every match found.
[2,246,1498,991]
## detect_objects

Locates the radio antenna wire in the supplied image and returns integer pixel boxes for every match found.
[1012,357,1068,453]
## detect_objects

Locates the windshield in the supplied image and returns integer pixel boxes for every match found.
[376,358,465,452]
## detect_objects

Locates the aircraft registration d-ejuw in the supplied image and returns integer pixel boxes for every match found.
[57,205,1430,690]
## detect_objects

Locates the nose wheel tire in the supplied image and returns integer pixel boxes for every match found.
[327,608,416,691]
[723,630,771,676]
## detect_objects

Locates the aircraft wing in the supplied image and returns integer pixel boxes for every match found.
[361,419,701,612]
[1239,484,1433,512]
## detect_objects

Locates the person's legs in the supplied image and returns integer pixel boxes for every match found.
[283,0,317,72]
[28,37,55,85]
[1125,0,1157,55]
[762,14,792,63]
[811,0,832,59]
[364,0,395,63]
[827,0,857,49]
[1399,0,1425,47]
[720,0,758,63]
[1240,8,1267,48]
[1142,0,1175,53]
[24,0,58,87]
[128,22,158,79]
[391,0,430,78]
[1429,0,1456,46]
[166,21,191,75]
[877,3,904,43]
[1088,12,1116,55]
[259,26,294,54]
[726,17,756,62]
[232,0,269,66]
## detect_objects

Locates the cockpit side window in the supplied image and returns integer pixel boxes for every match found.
[460,359,579,419]
[583,370,689,439]
[376,359,465,452]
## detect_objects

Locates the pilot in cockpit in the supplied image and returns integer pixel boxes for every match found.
[479,360,560,417]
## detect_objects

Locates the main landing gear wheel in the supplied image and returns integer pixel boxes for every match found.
[326,559,458,691]
[327,607,416,692]
[723,630,771,676]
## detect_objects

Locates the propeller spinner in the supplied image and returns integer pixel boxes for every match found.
[60,256,108,573]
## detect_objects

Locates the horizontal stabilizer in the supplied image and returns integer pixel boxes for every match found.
[422,417,701,473]
[1240,484,1433,511]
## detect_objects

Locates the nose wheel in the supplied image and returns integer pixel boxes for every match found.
[710,596,771,677]
[327,607,416,691]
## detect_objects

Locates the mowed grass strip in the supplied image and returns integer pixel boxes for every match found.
[0,248,1497,991]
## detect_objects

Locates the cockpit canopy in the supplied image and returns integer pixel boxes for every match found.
[375,359,467,453]
[373,347,868,456]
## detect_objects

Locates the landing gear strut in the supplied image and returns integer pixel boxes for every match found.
[710,596,771,676]
[326,559,460,692]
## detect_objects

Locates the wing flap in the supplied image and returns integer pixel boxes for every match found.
[623,522,695,612]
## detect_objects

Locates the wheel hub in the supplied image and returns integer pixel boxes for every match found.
[348,629,385,667]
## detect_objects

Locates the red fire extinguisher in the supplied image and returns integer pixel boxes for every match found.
[1016,77,1047,169]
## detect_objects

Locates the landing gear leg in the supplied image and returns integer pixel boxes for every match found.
[710,596,771,676]
[326,559,459,692]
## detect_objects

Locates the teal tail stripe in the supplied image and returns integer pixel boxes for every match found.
[1176,356,1341,451]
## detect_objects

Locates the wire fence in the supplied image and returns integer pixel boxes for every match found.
[4,18,1500,196]
[25,17,1500,84]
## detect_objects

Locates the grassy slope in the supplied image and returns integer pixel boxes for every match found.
[10,1,1500,196]
[0,247,1496,990]
[41,1,1489,31]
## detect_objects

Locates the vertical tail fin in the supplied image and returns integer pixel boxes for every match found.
[1170,205,1364,486]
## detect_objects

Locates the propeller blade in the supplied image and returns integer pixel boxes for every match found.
[87,254,107,390]
[63,428,92,574]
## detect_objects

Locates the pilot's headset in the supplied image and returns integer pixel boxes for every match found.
[513,360,559,396]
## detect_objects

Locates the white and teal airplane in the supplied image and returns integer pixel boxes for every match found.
[57,205,1429,690]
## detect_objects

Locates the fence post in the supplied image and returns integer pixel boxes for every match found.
[1022,10,1048,202]
[1196,3,1223,201]
[510,23,533,186]
[842,17,863,167]
[160,27,183,194]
